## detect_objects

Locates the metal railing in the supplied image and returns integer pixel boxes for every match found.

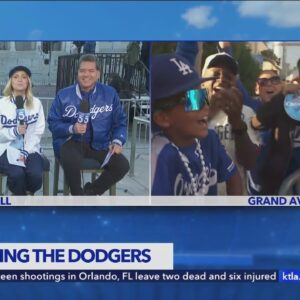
[56,53,149,98]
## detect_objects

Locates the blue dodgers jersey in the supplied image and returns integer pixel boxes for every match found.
[151,130,237,196]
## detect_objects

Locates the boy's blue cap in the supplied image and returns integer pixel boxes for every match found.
[151,53,207,101]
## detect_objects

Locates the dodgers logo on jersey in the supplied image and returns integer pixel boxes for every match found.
[62,105,77,118]
[174,164,217,195]
[0,113,38,127]
[62,104,113,120]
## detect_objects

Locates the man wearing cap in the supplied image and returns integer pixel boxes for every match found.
[48,54,129,196]
[151,53,242,196]
[201,51,259,169]
[0,65,45,195]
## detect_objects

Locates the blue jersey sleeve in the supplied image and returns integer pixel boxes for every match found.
[152,153,173,195]
[48,92,73,139]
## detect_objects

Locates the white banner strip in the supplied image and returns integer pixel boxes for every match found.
[0,196,299,206]
[0,243,173,270]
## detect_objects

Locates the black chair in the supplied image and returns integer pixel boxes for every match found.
[53,158,116,196]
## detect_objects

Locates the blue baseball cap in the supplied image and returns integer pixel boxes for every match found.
[151,53,210,102]
[9,65,31,78]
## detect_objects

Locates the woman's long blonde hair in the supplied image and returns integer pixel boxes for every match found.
[3,74,34,109]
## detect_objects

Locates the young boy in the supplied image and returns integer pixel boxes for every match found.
[151,53,242,196]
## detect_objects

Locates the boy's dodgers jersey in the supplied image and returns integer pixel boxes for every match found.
[151,129,237,195]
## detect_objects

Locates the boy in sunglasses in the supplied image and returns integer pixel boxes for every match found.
[151,53,242,196]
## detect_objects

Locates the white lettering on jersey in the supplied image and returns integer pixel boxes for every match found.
[174,165,217,195]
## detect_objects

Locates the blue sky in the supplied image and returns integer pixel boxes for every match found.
[1,1,300,40]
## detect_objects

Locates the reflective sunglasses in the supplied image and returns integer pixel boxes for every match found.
[257,76,281,86]
[184,89,209,111]
[155,89,209,112]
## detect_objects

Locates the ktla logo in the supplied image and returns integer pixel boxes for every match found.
[170,58,193,76]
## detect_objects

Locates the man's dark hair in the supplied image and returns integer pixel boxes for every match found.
[78,54,100,71]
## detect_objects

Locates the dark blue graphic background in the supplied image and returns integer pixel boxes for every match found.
[1,207,300,298]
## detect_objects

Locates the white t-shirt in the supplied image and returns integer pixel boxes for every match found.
[208,105,260,195]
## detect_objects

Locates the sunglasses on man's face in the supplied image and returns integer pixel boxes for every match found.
[257,76,281,87]
[155,89,209,112]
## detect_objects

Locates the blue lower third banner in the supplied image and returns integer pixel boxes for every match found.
[0,270,277,283]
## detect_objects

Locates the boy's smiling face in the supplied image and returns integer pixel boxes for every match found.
[153,92,209,147]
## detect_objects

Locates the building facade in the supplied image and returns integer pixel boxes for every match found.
[0,41,129,85]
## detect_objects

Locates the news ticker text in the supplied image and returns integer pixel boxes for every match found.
[0,270,297,283]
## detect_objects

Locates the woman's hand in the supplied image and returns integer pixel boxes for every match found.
[17,124,27,135]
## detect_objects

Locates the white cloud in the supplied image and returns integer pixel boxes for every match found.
[237,1,300,28]
[182,6,217,29]
[28,29,43,39]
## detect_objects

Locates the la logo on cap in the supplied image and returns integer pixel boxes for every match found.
[170,58,193,76]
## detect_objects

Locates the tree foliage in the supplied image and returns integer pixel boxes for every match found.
[261,49,280,65]
[151,42,177,56]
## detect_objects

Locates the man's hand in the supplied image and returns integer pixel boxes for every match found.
[282,82,300,95]
[209,86,243,129]
[17,155,26,163]
[17,124,27,135]
[109,143,123,154]
[73,122,87,134]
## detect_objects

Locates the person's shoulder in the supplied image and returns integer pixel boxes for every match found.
[242,103,256,116]
[96,82,118,96]
[200,129,223,149]
[57,84,76,96]
[204,129,220,141]
[0,96,10,109]
[0,96,10,102]
[32,96,42,105]
[152,134,174,158]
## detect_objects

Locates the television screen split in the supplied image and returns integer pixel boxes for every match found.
[0,41,299,198]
